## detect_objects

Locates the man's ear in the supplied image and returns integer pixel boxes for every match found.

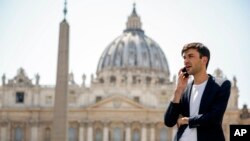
[202,56,208,64]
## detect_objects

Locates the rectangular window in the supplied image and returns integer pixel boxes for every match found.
[68,127,77,141]
[69,91,76,104]
[16,92,24,103]
[132,76,137,84]
[96,96,102,102]
[15,127,23,141]
[134,96,140,103]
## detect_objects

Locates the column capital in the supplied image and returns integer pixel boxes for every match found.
[78,120,87,127]
[140,121,151,126]
[82,119,93,126]
[103,120,110,127]
[149,122,156,128]
[12,121,26,127]
[125,121,131,128]
[29,119,39,127]
[0,120,9,127]
[87,120,93,126]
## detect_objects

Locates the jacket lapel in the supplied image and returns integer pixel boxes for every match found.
[199,75,214,113]
[183,81,193,117]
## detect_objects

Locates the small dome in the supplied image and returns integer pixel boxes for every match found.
[97,5,170,76]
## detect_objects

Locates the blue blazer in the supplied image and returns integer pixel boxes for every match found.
[164,74,231,141]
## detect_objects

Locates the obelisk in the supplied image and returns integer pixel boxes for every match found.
[52,1,69,141]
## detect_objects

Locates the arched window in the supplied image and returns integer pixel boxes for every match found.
[113,127,122,141]
[132,129,140,141]
[99,78,104,83]
[159,78,165,84]
[146,77,151,85]
[159,127,167,141]
[68,127,77,141]
[121,75,127,84]
[110,76,116,84]
[14,127,23,141]
[95,128,103,141]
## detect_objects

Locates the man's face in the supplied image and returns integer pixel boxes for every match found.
[182,48,206,75]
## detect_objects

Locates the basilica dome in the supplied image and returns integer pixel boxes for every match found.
[97,6,170,76]
[95,5,170,85]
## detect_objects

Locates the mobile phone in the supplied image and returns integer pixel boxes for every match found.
[182,67,189,78]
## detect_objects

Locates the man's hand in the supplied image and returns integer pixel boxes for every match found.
[172,68,189,103]
[177,117,189,127]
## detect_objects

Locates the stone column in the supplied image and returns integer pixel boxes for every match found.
[0,127,7,141]
[150,123,155,141]
[30,122,38,141]
[87,122,93,141]
[103,122,109,141]
[0,121,8,141]
[125,122,131,141]
[141,123,147,141]
[79,122,85,141]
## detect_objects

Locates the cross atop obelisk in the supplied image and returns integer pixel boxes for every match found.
[52,0,69,141]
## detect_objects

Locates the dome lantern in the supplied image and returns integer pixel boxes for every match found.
[124,3,144,34]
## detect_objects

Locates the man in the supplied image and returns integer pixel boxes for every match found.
[164,42,231,141]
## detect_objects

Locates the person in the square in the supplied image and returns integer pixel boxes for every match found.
[164,42,231,141]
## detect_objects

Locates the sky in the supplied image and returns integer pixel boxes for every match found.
[0,0,249,108]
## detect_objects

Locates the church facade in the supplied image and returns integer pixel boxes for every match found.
[0,5,249,141]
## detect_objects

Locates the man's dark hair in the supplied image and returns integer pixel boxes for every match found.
[181,42,210,68]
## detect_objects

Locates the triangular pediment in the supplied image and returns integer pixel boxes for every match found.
[86,95,147,110]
